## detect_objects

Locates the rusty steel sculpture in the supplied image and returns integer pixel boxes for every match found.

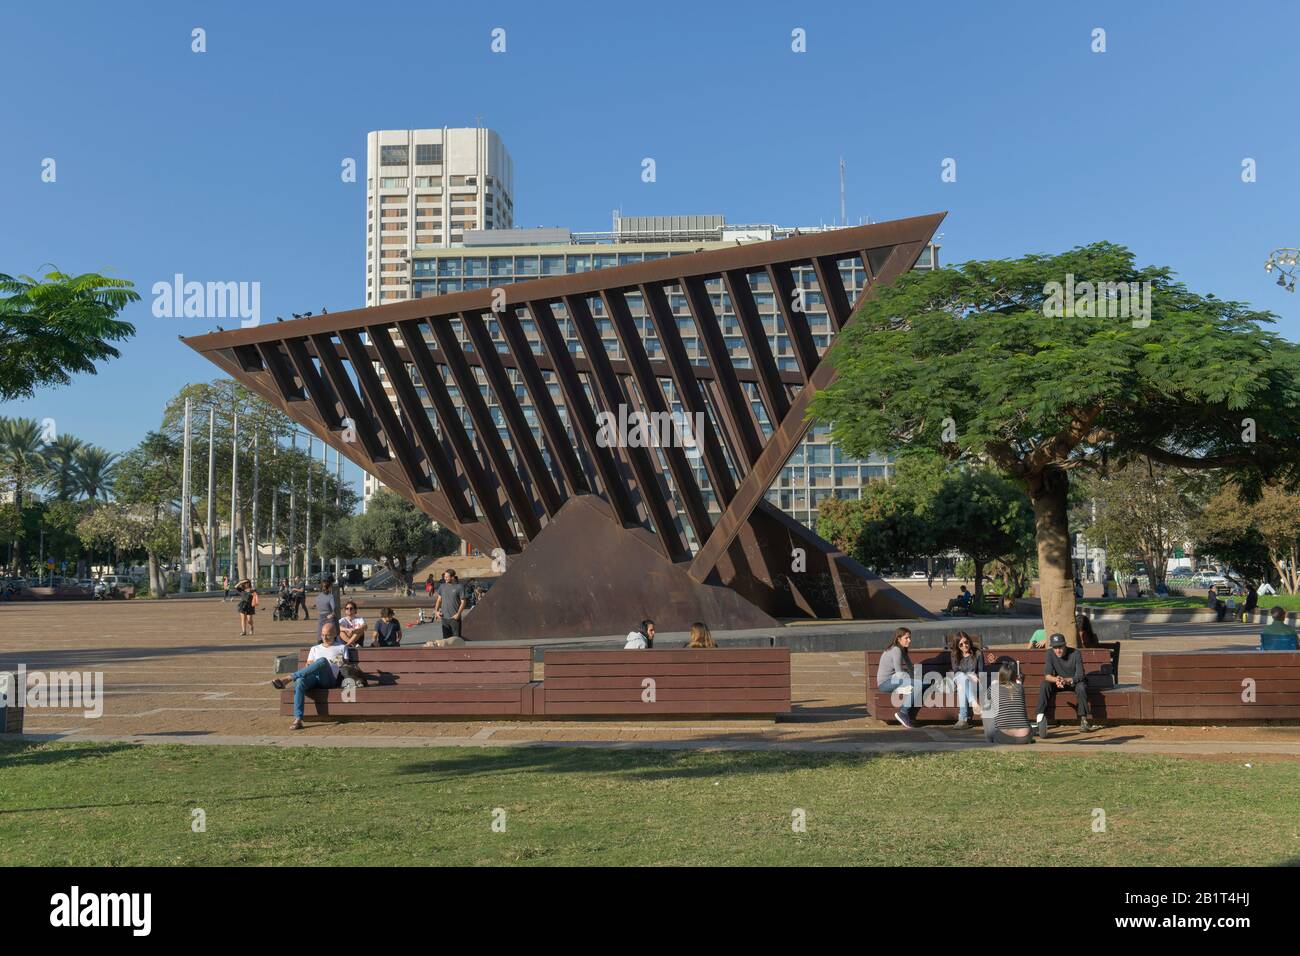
[184,212,944,640]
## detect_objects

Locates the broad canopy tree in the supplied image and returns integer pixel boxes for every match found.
[811,242,1300,644]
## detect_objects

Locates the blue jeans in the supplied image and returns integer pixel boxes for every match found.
[953,672,979,720]
[878,675,916,717]
[291,658,338,719]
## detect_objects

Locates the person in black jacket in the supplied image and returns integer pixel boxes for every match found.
[1035,633,1097,737]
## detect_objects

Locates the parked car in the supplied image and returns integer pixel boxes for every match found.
[909,571,928,580]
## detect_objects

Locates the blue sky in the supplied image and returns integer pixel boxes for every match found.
[3,0,1297,494]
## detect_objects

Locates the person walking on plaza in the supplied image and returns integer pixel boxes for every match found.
[273,622,346,730]
[876,626,918,729]
[315,576,338,638]
[433,569,466,639]
[291,578,308,620]
[1035,633,1097,737]
[236,579,258,636]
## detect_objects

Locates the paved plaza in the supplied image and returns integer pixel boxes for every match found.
[3,595,1298,757]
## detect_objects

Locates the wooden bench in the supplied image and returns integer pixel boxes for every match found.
[280,646,538,719]
[537,648,791,718]
[1142,650,1300,721]
[865,647,1139,722]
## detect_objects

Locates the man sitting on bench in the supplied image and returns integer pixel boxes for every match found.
[945,585,973,614]
[1035,633,1097,736]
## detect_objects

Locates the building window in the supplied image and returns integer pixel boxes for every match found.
[540,256,564,276]
[381,146,408,166]
[415,144,442,165]
[490,257,514,277]
[566,255,591,273]
[415,176,442,188]
[379,177,407,188]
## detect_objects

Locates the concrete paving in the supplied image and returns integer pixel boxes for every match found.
[2,597,1295,758]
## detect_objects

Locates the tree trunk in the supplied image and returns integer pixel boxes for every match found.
[972,559,985,605]
[1027,465,1079,645]
[147,551,166,599]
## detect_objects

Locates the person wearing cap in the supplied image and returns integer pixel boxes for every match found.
[1035,633,1097,736]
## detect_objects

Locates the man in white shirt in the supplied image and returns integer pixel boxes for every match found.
[338,601,366,648]
[273,623,347,729]
[624,619,655,650]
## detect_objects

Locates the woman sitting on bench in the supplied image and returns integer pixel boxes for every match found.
[947,630,984,729]
[686,622,717,649]
[982,658,1033,745]
[272,623,347,730]
[876,627,918,729]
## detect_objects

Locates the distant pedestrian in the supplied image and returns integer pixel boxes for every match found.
[315,576,338,638]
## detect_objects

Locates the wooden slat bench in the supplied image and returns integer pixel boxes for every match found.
[865,647,1135,723]
[1142,650,1300,721]
[280,646,538,719]
[538,648,791,718]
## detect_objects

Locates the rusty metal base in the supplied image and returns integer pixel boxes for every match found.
[464,495,779,642]
[463,495,931,642]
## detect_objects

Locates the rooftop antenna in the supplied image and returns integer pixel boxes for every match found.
[839,157,846,227]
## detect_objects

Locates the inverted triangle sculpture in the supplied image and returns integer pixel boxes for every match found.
[184,212,945,639]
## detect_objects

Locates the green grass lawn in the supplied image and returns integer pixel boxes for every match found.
[2,741,1297,866]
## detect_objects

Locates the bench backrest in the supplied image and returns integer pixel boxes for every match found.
[1142,649,1300,689]
[541,648,791,711]
[295,646,532,685]
[867,647,1114,690]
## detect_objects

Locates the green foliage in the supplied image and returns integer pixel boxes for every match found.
[0,270,138,400]
[339,490,457,588]
[812,242,1300,489]
[1196,482,1300,592]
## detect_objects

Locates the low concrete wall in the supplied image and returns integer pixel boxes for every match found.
[1083,604,1298,627]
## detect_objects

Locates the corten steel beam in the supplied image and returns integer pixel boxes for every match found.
[529,300,641,531]
[283,337,343,430]
[396,318,521,554]
[338,328,427,492]
[565,293,687,559]
[431,316,541,540]
[601,288,713,550]
[308,332,388,463]
[812,255,853,331]
[639,281,737,505]
[681,275,764,469]
[723,269,790,424]
[255,342,306,403]
[766,263,821,382]
[183,212,945,636]
[494,306,591,498]
[368,324,477,525]
[461,310,565,518]
[687,238,933,584]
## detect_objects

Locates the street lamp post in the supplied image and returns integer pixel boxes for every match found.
[180,397,192,593]
[228,413,238,586]
[206,407,216,592]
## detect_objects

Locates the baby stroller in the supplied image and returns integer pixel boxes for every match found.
[271,589,297,621]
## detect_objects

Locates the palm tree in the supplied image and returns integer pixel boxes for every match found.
[72,445,118,501]
[42,434,86,500]
[0,417,46,569]
[0,417,47,507]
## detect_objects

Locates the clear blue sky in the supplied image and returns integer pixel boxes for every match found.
[3,0,1297,493]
